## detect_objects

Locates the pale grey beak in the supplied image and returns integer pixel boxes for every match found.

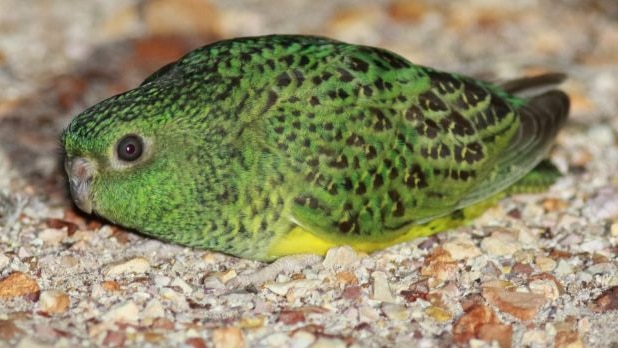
[65,157,94,214]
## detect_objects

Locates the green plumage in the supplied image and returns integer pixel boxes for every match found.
[62,35,569,261]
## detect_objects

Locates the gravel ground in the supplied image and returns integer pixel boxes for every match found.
[1,1,617,347]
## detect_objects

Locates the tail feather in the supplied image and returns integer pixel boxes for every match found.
[457,79,569,208]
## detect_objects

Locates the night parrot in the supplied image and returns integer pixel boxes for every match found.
[62,35,569,284]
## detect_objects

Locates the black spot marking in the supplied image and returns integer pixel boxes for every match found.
[355,182,367,195]
[299,55,310,66]
[372,108,392,131]
[416,119,439,139]
[389,167,399,180]
[463,83,488,106]
[454,142,484,164]
[276,72,292,87]
[346,134,365,146]
[439,144,451,157]
[393,201,405,217]
[294,195,319,209]
[328,154,348,169]
[405,106,424,122]
[419,91,448,112]
[342,177,354,191]
[279,55,295,66]
[362,85,373,97]
[440,110,476,136]
[349,57,369,73]
[310,96,320,106]
[292,69,305,86]
[337,68,354,82]
[365,145,378,159]
[428,70,462,94]
[404,164,428,189]
[373,173,384,188]
[263,91,278,112]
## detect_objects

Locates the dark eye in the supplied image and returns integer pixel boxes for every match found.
[117,134,143,162]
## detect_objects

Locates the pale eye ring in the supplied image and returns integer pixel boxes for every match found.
[117,134,143,162]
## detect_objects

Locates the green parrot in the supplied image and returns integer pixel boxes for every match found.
[62,35,569,271]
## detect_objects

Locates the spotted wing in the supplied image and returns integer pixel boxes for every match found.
[237,38,567,240]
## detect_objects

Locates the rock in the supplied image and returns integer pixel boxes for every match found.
[103,256,151,276]
[342,285,362,300]
[482,287,547,321]
[290,330,316,348]
[212,327,245,348]
[38,228,68,245]
[371,271,395,302]
[170,277,193,295]
[529,279,561,300]
[264,279,321,296]
[481,229,520,256]
[322,246,359,271]
[593,286,618,312]
[358,306,380,322]
[535,256,557,272]
[477,323,513,348]
[381,303,410,321]
[554,259,574,276]
[278,309,305,325]
[453,304,499,343]
[311,337,347,348]
[420,247,458,283]
[143,298,165,321]
[0,253,9,270]
[334,270,358,285]
[38,290,70,314]
[0,319,24,341]
[442,237,482,260]
[0,272,40,300]
[425,306,451,322]
[102,301,140,324]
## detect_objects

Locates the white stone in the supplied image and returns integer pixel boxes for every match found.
[322,246,359,271]
[103,301,139,324]
[171,277,193,295]
[38,228,68,245]
[371,271,395,302]
[290,330,316,348]
[555,259,574,276]
[442,237,481,260]
[0,253,9,270]
[103,257,150,276]
[142,298,165,320]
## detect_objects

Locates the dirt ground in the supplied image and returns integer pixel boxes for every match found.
[1,0,617,347]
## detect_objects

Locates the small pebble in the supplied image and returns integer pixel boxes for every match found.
[371,271,395,302]
[535,256,557,272]
[0,254,9,270]
[481,229,520,256]
[142,298,165,321]
[170,277,193,295]
[290,330,316,348]
[212,327,245,348]
[442,237,481,260]
[381,303,410,321]
[38,228,68,245]
[103,257,151,276]
[39,290,70,314]
[529,279,561,300]
[554,259,574,276]
[482,287,546,321]
[0,272,40,299]
[322,246,359,271]
[102,301,139,324]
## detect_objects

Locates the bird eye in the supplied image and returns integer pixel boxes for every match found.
[117,134,143,162]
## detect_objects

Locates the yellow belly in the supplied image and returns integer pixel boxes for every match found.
[266,198,496,258]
